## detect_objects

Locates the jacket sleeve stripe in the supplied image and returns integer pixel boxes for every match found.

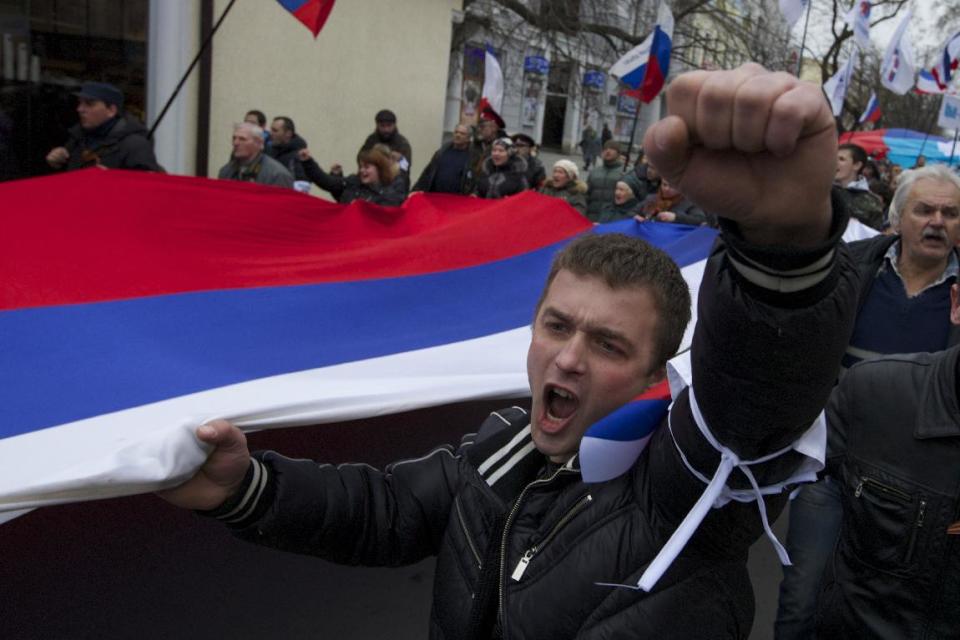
[726,250,834,293]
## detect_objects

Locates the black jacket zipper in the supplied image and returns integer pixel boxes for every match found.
[510,493,594,581]
[497,466,577,638]
[455,495,483,569]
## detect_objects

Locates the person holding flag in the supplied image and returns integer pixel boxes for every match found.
[161,64,858,638]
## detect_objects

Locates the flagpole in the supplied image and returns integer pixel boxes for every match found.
[624,96,642,169]
[148,0,239,140]
[914,106,940,167]
[950,129,960,167]
[795,0,812,77]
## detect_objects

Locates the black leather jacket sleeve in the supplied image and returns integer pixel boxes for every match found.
[229,446,463,566]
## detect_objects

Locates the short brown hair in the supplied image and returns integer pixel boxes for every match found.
[535,233,691,368]
[357,144,398,184]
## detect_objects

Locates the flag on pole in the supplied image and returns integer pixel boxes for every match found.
[939,95,960,130]
[0,168,718,515]
[927,31,960,93]
[778,0,809,30]
[858,92,881,124]
[610,2,674,104]
[276,0,337,37]
[824,53,857,117]
[880,7,915,95]
[917,69,960,96]
[477,45,505,129]
[844,1,872,51]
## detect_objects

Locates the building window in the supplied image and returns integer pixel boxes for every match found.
[0,0,148,180]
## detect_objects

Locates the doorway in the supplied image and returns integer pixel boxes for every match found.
[542,95,566,148]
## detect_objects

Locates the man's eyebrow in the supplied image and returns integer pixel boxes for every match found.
[541,307,632,345]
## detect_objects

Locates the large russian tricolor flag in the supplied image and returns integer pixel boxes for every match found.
[610,2,673,104]
[0,170,715,518]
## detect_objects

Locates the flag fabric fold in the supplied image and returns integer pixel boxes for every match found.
[858,92,881,124]
[276,0,337,37]
[0,170,715,515]
[610,2,673,104]
[925,31,960,94]
[880,7,915,95]
[579,381,671,483]
[478,45,505,125]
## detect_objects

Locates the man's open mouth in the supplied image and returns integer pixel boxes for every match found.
[541,384,579,432]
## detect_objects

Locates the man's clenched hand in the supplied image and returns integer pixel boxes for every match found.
[156,419,251,511]
[644,64,836,246]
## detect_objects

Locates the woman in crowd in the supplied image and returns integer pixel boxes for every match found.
[596,180,643,223]
[474,137,528,199]
[298,143,407,206]
[638,178,715,226]
[538,159,587,216]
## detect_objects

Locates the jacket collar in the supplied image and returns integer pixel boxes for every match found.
[915,345,960,440]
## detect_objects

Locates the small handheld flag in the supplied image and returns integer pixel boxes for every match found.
[276,0,336,38]
[858,92,881,124]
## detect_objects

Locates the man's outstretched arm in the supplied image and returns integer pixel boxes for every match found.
[643,65,858,549]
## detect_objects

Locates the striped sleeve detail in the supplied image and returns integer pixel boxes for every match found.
[726,247,835,293]
[199,458,272,527]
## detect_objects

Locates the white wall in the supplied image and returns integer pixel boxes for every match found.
[208,0,462,187]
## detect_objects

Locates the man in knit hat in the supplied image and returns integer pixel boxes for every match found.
[360,109,412,171]
[539,158,588,216]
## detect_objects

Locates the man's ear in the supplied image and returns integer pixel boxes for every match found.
[951,284,960,326]
[106,103,119,118]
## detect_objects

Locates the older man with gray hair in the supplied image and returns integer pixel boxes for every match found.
[217,122,293,189]
[776,163,960,639]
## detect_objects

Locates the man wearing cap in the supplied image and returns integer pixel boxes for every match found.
[585,140,626,221]
[474,103,507,179]
[511,133,545,190]
[45,81,160,172]
[360,110,412,172]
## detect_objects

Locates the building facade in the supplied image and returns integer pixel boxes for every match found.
[0,0,462,182]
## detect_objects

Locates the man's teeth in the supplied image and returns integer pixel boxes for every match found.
[553,388,571,399]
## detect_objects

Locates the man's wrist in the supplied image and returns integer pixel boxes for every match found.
[197,458,273,527]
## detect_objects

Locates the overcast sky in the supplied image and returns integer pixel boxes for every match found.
[793,1,952,62]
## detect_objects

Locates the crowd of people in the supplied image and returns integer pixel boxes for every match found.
[41,80,942,239]
[35,71,960,638]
